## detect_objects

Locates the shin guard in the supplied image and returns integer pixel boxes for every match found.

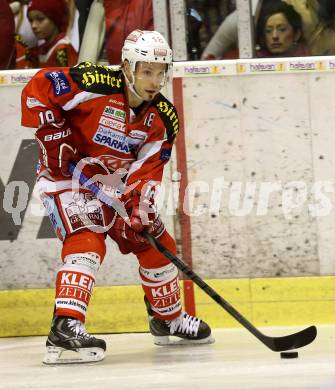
[139,263,182,320]
[55,252,100,322]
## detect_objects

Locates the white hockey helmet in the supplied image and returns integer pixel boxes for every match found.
[122,29,173,72]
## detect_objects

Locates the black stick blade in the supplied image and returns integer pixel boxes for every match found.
[263,325,317,352]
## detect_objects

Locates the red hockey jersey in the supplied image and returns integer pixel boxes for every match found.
[21,62,179,191]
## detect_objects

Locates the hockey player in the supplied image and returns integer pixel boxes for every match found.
[21,29,213,365]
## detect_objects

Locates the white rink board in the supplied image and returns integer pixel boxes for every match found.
[1,57,335,289]
[180,65,335,278]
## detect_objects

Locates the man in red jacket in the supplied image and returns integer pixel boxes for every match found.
[21,29,213,365]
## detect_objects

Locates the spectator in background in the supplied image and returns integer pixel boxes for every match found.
[27,0,78,67]
[200,0,257,60]
[103,0,153,64]
[256,2,310,57]
[10,0,38,48]
[0,0,15,69]
[200,0,320,60]
[307,0,335,55]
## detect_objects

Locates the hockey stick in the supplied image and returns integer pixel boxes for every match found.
[68,162,317,352]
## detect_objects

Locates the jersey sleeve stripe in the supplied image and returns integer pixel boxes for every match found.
[126,140,165,180]
[62,91,105,111]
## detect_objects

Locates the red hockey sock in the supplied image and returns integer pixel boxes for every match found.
[139,263,182,320]
[54,252,100,323]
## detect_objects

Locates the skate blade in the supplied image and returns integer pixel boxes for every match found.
[43,346,105,365]
[153,335,215,346]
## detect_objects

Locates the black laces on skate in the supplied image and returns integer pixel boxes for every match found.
[67,319,93,340]
[167,312,201,336]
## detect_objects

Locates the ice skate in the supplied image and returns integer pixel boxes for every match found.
[149,311,214,345]
[43,316,106,365]
[145,295,214,345]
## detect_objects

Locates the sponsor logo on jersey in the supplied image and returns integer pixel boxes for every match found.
[45,71,71,96]
[81,70,122,89]
[108,98,124,106]
[93,126,129,153]
[63,192,104,232]
[128,130,146,140]
[26,97,46,109]
[160,148,171,161]
[157,101,179,136]
[99,116,126,132]
[102,106,126,122]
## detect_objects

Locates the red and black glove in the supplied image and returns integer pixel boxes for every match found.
[113,189,165,245]
[35,124,78,177]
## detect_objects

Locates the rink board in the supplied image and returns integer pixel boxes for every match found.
[0,275,334,337]
[2,58,335,290]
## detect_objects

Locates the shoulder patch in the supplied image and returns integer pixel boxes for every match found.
[155,95,179,143]
[45,71,71,96]
[160,148,172,161]
[69,61,123,95]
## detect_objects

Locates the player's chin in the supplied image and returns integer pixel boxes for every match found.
[144,90,159,101]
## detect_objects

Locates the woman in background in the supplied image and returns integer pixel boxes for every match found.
[201,0,318,60]
[256,1,310,57]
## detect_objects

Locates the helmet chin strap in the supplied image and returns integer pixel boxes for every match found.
[122,68,144,101]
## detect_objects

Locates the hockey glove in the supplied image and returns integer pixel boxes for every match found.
[35,125,78,177]
[113,190,165,244]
